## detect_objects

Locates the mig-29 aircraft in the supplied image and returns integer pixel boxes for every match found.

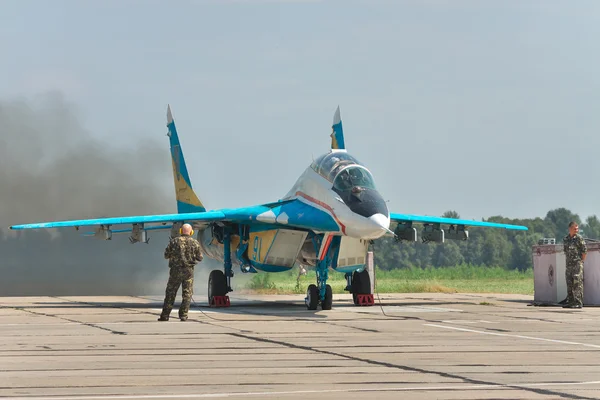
[9,105,528,310]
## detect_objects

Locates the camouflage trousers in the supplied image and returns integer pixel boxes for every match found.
[565,261,584,307]
[160,266,194,319]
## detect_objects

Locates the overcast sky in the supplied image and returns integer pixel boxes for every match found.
[2,0,600,223]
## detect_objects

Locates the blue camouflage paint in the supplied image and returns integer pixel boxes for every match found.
[177,200,204,214]
[10,198,527,234]
[167,107,206,213]
[168,120,193,196]
[9,211,226,230]
[331,120,345,150]
[390,213,528,231]
[277,201,340,232]
[226,201,340,232]
[330,106,345,150]
[9,200,341,233]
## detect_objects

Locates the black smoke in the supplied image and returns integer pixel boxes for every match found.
[0,92,184,296]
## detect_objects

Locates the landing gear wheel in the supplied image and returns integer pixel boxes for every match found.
[306,284,319,310]
[208,270,227,305]
[352,269,371,305]
[321,284,333,310]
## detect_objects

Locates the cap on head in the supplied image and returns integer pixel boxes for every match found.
[181,223,193,235]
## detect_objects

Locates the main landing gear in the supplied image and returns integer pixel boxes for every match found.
[208,270,229,306]
[208,225,234,307]
[346,269,371,305]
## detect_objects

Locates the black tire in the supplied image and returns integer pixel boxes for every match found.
[306,284,319,310]
[321,284,333,310]
[208,270,227,305]
[352,269,371,305]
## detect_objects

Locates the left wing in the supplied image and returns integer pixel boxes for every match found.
[390,213,528,231]
[390,212,528,242]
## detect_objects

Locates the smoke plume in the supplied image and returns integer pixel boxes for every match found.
[0,92,186,296]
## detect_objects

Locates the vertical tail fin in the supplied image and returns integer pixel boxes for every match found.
[166,105,206,214]
[330,106,346,151]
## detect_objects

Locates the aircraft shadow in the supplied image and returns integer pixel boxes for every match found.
[18,298,333,319]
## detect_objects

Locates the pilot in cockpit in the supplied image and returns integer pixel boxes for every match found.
[348,168,363,183]
[336,169,353,190]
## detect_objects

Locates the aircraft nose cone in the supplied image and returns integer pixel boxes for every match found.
[369,213,391,231]
[338,188,388,220]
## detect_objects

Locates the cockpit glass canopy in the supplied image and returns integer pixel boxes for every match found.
[333,166,376,191]
[310,151,376,190]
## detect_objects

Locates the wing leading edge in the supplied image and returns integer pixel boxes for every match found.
[390,213,528,231]
[9,198,343,234]
[9,211,226,230]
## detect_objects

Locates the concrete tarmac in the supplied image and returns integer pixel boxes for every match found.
[1,292,600,400]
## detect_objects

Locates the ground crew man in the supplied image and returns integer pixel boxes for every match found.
[158,223,203,321]
[563,221,587,309]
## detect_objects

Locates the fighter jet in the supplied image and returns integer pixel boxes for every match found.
[10,105,528,310]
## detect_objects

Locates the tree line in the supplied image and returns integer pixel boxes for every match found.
[373,207,597,272]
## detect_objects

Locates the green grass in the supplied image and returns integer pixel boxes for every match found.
[238,264,534,296]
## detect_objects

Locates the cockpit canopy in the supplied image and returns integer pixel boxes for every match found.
[310,151,376,190]
[333,166,376,191]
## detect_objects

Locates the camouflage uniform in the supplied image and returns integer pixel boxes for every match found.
[159,234,203,321]
[563,233,587,307]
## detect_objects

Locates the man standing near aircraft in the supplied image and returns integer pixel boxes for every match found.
[563,221,587,309]
[158,223,203,321]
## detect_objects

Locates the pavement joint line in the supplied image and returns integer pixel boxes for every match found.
[2,381,600,400]
[425,323,600,349]
[225,331,596,400]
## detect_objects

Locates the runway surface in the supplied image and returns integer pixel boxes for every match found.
[1,292,600,400]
